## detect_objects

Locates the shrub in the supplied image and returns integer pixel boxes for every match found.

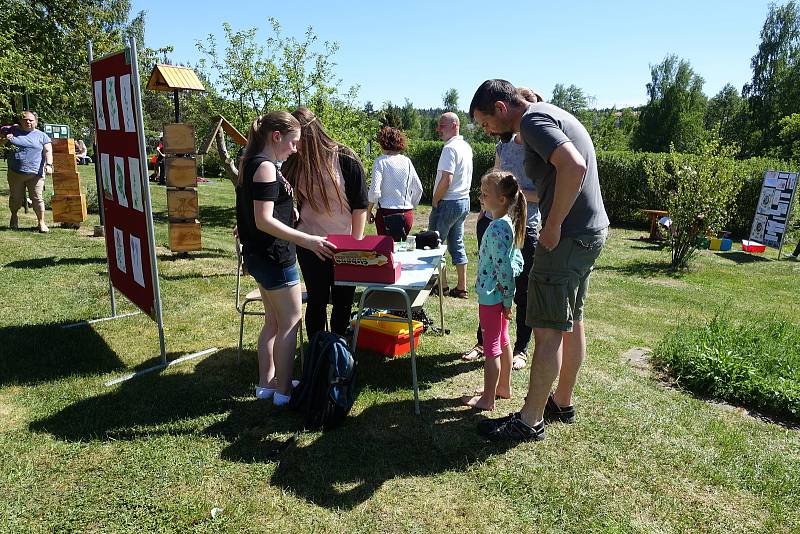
[407,141,793,234]
[406,140,495,209]
[653,315,800,422]
[200,152,226,178]
[598,150,790,238]
[646,141,743,268]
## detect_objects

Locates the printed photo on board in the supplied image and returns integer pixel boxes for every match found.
[128,157,144,211]
[106,76,120,130]
[130,235,145,287]
[114,227,126,273]
[101,153,112,199]
[115,156,128,208]
[120,74,136,133]
[94,80,106,130]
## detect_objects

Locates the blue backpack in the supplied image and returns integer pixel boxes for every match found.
[290,331,357,430]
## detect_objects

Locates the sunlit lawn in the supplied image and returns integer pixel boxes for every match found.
[1,160,799,532]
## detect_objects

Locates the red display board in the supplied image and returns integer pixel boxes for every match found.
[90,49,158,319]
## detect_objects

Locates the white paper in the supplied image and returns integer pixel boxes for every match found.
[756,187,774,215]
[114,156,128,208]
[105,76,120,130]
[93,80,107,130]
[130,235,145,287]
[764,171,778,187]
[767,219,785,234]
[777,178,787,190]
[751,214,767,242]
[114,227,126,273]
[777,202,789,215]
[120,74,136,133]
[128,157,143,212]
[100,153,112,198]
[765,233,780,247]
[790,174,797,190]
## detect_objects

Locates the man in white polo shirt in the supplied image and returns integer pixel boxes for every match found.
[428,112,473,298]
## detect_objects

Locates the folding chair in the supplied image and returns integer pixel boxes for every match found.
[235,237,306,363]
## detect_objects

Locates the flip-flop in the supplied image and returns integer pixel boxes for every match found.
[449,288,469,299]
[512,352,528,371]
[461,344,483,361]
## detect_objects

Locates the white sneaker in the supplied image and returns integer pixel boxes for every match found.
[255,380,299,400]
[272,391,291,406]
[255,386,275,400]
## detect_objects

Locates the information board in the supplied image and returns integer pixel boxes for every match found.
[750,170,798,249]
[43,123,71,139]
[90,48,160,319]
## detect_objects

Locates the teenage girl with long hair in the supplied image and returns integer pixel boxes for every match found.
[281,108,368,337]
[235,111,336,405]
[462,170,526,411]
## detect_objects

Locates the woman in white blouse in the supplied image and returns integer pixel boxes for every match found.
[367,127,423,239]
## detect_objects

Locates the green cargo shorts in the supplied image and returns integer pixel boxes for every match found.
[526,228,608,332]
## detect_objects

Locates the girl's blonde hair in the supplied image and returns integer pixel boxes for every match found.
[237,111,300,187]
[281,107,362,214]
[481,170,527,248]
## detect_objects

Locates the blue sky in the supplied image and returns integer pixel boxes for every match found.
[132,0,775,110]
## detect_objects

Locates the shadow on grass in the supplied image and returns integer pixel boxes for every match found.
[30,347,511,509]
[5,255,107,269]
[198,204,236,229]
[157,249,229,261]
[714,251,771,264]
[151,205,235,231]
[0,322,125,386]
[265,397,509,510]
[595,259,682,278]
[29,348,255,441]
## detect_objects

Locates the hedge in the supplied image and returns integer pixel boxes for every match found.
[406,140,495,208]
[406,141,795,238]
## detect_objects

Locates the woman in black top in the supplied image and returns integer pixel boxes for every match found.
[236,111,336,406]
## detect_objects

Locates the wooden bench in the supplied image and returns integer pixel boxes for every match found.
[641,209,668,240]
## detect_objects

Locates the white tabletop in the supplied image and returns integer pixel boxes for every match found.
[335,246,446,290]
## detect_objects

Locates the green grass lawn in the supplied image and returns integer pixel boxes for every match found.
[1,161,800,532]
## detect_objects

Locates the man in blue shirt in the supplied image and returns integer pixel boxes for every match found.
[4,111,53,232]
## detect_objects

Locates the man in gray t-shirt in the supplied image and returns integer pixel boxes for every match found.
[469,79,609,443]
[4,111,53,232]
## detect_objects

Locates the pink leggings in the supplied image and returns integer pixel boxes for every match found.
[479,303,510,359]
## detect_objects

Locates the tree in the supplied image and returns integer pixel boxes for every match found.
[633,55,708,153]
[742,1,800,156]
[550,83,593,115]
[0,1,140,137]
[776,112,800,159]
[379,102,402,128]
[591,108,639,151]
[196,19,377,169]
[399,98,421,134]
[442,88,458,111]
[704,83,745,148]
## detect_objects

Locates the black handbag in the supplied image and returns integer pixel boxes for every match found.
[378,159,413,241]
[414,230,440,249]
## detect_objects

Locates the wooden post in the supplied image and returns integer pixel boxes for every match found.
[51,137,87,225]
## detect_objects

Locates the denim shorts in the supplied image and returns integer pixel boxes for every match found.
[428,198,470,265]
[526,228,607,332]
[243,254,300,290]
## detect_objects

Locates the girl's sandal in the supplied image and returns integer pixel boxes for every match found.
[512,352,528,370]
[461,344,483,362]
